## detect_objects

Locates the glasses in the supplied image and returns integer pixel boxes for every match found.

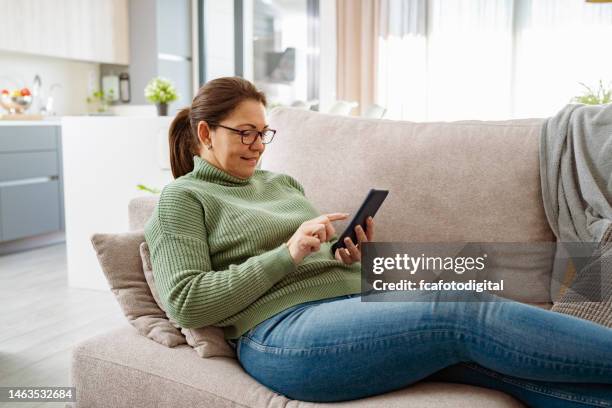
[209,123,276,145]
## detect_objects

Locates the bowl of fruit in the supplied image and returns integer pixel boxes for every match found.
[0,88,32,114]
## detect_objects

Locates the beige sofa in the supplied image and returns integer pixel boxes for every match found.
[71,107,562,407]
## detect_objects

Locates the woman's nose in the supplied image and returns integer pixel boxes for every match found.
[250,135,265,151]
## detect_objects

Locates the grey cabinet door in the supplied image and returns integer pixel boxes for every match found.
[0,126,58,152]
[0,151,59,182]
[0,180,61,241]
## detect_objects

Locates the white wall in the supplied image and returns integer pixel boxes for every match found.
[62,116,174,290]
[205,0,235,80]
[0,50,100,116]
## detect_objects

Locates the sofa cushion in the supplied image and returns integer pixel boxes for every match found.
[90,232,186,347]
[71,325,525,408]
[264,108,554,303]
[140,242,236,358]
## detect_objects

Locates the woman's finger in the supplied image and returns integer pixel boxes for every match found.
[301,235,321,253]
[334,248,344,262]
[314,223,327,242]
[305,223,326,242]
[344,237,361,261]
[323,220,336,242]
[355,224,368,246]
[343,248,353,263]
[336,247,352,264]
[312,214,338,242]
[365,216,375,241]
[323,213,350,222]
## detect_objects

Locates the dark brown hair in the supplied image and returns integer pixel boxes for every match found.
[168,76,267,179]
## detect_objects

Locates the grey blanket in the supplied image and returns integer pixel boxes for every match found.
[540,103,612,327]
[540,103,612,244]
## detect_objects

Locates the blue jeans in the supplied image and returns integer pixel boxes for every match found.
[229,290,612,406]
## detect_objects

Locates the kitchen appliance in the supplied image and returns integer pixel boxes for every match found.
[102,74,120,102]
[119,72,131,103]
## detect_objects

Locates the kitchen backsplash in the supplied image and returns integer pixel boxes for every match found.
[0,49,100,116]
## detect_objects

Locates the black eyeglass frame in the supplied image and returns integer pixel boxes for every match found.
[208,122,276,145]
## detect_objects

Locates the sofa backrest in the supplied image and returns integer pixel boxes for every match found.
[128,108,556,302]
[129,195,158,231]
[130,109,554,242]
[264,107,554,244]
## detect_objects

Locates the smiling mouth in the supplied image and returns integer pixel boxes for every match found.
[241,157,258,162]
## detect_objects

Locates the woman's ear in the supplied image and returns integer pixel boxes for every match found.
[197,121,211,146]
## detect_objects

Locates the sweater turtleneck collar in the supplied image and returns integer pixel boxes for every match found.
[191,155,253,186]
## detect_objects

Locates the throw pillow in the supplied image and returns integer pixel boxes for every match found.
[90,232,186,347]
[551,228,612,328]
[139,242,236,359]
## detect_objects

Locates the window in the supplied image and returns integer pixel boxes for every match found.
[376,0,612,121]
[245,0,320,109]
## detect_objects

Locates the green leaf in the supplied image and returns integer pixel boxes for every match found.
[572,79,612,105]
[136,184,161,194]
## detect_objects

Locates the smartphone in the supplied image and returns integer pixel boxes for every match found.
[331,189,389,254]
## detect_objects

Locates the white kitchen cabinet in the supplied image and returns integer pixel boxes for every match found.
[0,0,129,65]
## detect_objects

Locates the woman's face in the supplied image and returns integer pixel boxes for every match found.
[198,99,268,179]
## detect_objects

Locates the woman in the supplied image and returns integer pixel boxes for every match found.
[144,77,612,407]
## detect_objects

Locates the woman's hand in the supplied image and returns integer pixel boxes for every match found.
[286,213,349,265]
[334,216,375,265]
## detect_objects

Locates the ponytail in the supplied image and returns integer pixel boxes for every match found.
[169,107,197,179]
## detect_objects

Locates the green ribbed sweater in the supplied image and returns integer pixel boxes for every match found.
[144,155,362,339]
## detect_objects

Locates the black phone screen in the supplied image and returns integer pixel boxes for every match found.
[330,189,389,254]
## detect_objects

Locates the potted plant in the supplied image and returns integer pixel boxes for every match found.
[86,89,115,114]
[571,80,612,105]
[144,77,178,116]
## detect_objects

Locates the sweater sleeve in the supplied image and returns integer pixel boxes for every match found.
[145,185,297,329]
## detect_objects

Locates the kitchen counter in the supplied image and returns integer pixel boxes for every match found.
[0,118,61,126]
